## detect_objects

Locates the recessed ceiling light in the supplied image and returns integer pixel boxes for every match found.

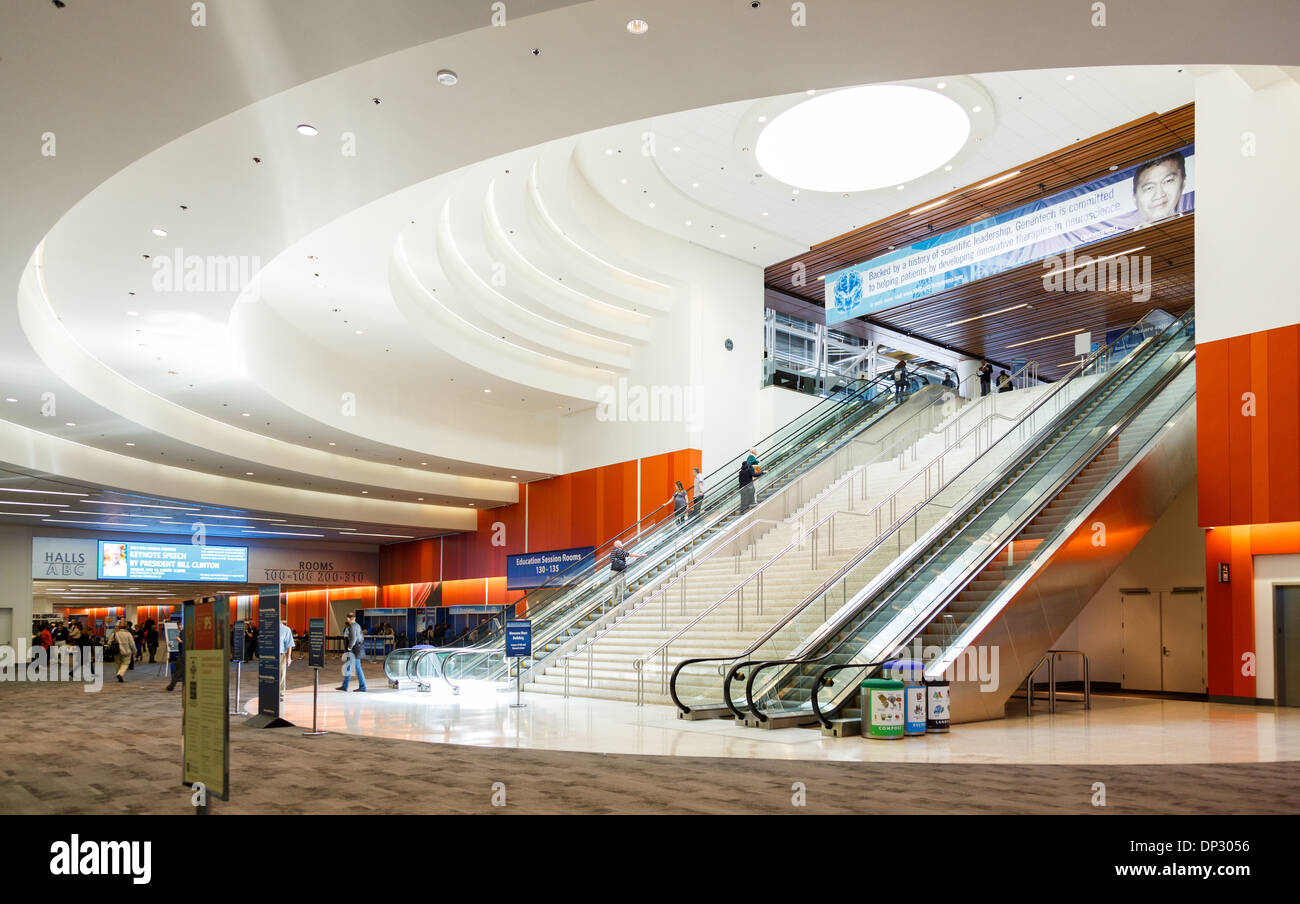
[296,124,319,136]
[124,442,135,447]
[672,146,681,152]
[972,105,983,113]
[436,69,458,87]
[758,115,767,123]
[626,18,649,34]
[604,148,614,155]
[975,170,1021,189]
[468,503,475,507]
[620,178,628,184]
[648,202,655,208]
[510,475,517,479]
[420,462,428,466]
[685,220,692,225]
[151,228,167,237]
[1065,74,1075,81]
[719,234,726,238]
[691,182,699,188]
[1006,328,1086,349]
[245,472,254,476]
[791,189,799,195]
[417,497,424,501]
[328,442,336,446]
[761,211,769,216]
[936,81,947,89]
[806,89,816,95]
[355,330,363,335]
[483,388,491,393]
[126,310,139,316]
[65,422,75,427]
[4,398,16,403]
[241,412,249,417]
[361,490,368,494]
[944,165,953,172]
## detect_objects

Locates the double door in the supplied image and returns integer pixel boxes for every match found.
[1121,588,1206,694]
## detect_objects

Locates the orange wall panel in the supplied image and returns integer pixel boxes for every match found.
[1197,325,1300,527]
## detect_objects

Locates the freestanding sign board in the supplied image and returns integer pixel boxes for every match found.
[244,584,292,729]
[181,595,229,804]
[308,618,325,669]
[505,619,531,709]
[231,620,245,662]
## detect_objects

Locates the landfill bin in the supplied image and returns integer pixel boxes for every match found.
[862,678,905,739]
[925,678,950,733]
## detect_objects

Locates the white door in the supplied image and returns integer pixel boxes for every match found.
[1160,590,1206,693]
[1122,591,1162,691]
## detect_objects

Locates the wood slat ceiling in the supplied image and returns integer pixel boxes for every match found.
[765,103,1195,373]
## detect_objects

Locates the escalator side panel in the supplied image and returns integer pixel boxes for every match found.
[947,395,1197,722]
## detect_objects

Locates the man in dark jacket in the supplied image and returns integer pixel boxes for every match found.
[978,360,993,397]
[608,540,644,609]
[738,460,756,514]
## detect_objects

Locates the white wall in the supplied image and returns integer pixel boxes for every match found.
[0,525,34,646]
[1052,480,1204,683]
[1195,67,1300,344]
[1251,553,1300,701]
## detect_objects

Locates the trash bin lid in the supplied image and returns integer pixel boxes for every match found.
[862,677,905,689]
[881,658,923,681]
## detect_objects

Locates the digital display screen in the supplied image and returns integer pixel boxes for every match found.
[96,541,248,582]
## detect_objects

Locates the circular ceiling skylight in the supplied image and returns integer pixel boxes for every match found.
[755,85,970,192]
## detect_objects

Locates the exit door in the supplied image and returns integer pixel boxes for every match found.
[1121,589,1206,693]
[1276,585,1300,707]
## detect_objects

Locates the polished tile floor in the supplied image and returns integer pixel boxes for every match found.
[263,678,1300,765]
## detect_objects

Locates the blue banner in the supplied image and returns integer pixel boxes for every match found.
[506,546,595,590]
[97,540,247,582]
[505,620,532,658]
[826,145,1194,324]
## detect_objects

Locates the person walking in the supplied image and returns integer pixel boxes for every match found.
[672,480,688,527]
[691,467,704,519]
[977,360,993,397]
[144,620,159,663]
[738,458,756,515]
[608,540,644,609]
[111,622,135,683]
[337,611,368,692]
[278,614,295,701]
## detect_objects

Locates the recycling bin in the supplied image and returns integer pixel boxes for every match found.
[925,678,950,733]
[904,681,927,735]
[862,677,905,739]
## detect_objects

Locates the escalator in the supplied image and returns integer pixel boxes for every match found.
[386,367,926,690]
[735,310,1196,728]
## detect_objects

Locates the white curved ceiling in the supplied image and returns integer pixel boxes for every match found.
[2,0,1295,538]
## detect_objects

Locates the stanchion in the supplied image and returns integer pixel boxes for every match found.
[228,659,243,716]
[302,667,329,736]
[510,655,526,709]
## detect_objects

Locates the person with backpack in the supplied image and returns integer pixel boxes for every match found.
[608,540,644,609]
[337,611,367,692]
[738,458,756,514]
[996,370,1013,393]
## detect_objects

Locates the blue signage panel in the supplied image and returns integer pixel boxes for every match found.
[256,585,281,718]
[505,620,532,658]
[97,540,248,582]
[826,144,1195,324]
[506,546,595,590]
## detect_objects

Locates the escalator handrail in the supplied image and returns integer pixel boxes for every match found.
[449,371,896,650]
[794,332,1198,723]
[732,311,1191,719]
[811,660,887,728]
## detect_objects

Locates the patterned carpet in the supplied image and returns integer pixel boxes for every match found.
[3,658,1297,815]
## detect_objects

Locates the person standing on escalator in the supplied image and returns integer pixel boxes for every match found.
[738,458,756,515]
[892,360,909,403]
[609,540,645,610]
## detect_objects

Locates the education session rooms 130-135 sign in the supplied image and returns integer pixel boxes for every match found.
[96,541,249,582]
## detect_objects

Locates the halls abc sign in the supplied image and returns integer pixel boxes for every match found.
[32,538,98,579]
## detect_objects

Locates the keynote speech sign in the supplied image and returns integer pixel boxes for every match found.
[825,144,1194,324]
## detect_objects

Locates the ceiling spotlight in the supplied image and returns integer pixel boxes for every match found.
[937,81,947,89]
[673,146,681,152]
[355,330,363,335]
[124,442,135,447]
[245,472,254,476]
[4,398,16,403]
[484,388,491,393]
[296,124,319,136]
[691,182,700,188]
[604,148,614,155]
[436,69,459,86]
[806,89,816,95]
[685,220,692,226]
[127,310,139,317]
[897,185,905,190]
[151,228,167,237]
[758,115,767,123]
[944,165,953,171]
[648,202,655,208]
[761,211,769,216]
[1065,74,1075,81]
[65,422,76,427]
[972,105,983,113]
[626,18,649,34]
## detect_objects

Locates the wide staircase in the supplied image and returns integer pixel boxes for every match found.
[525,370,1058,704]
